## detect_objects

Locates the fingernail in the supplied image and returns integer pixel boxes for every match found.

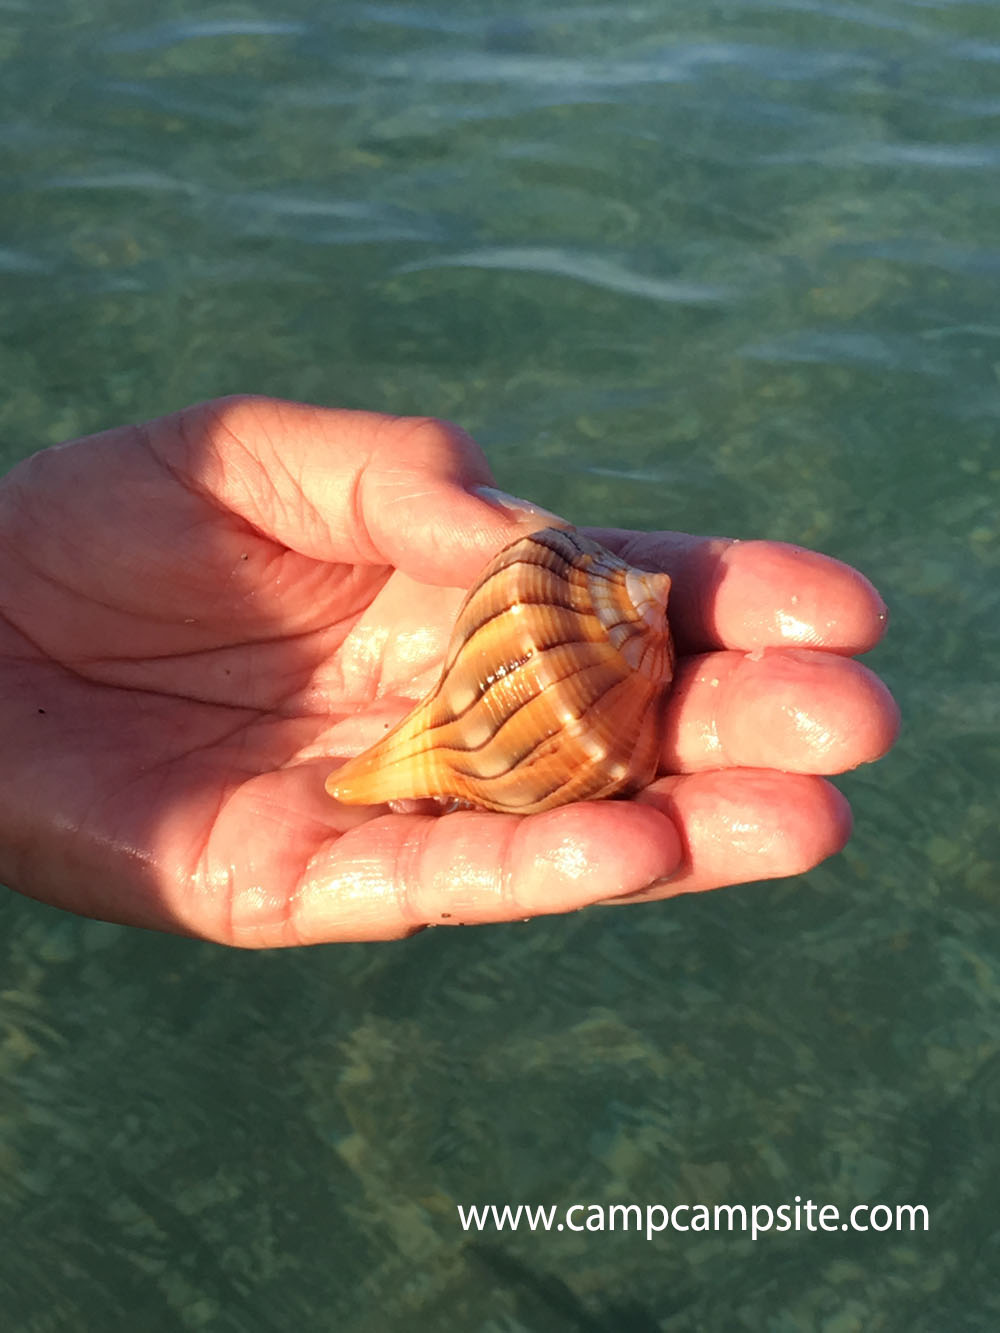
[471,484,568,528]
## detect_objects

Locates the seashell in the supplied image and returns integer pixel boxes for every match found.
[325,526,675,814]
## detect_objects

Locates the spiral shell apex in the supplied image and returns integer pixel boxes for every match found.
[325,526,675,814]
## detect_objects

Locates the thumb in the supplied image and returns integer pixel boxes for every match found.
[167,396,567,587]
[341,416,568,586]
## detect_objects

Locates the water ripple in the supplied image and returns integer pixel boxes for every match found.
[96,79,253,128]
[0,246,49,274]
[226,190,445,245]
[750,0,930,36]
[397,246,729,304]
[360,43,876,88]
[857,141,1000,169]
[742,328,948,374]
[99,18,308,54]
[37,168,201,196]
[763,140,1000,169]
[344,3,637,37]
[951,39,1000,65]
[842,236,1000,278]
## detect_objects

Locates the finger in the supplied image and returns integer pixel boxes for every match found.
[621,769,852,903]
[157,396,564,587]
[664,648,900,775]
[275,800,683,944]
[591,529,889,655]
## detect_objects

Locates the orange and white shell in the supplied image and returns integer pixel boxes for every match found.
[325,526,675,814]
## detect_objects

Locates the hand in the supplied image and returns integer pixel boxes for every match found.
[0,396,898,945]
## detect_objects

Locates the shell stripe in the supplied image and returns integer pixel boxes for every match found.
[440,657,625,774]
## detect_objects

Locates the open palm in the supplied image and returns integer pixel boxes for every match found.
[0,397,898,944]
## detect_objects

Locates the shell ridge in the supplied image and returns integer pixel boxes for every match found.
[437,636,614,738]
[435,599,617,725]
[629,634,668,681]
[482,544,582,588]
[451,571,655,686]
[455,589,587,651]
[533,527,629,574]
[443,659,631,779]
[503,687,657,809]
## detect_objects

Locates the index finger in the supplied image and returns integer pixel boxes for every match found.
[589,529,889,656]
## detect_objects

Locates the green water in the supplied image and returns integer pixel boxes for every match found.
[2,1,999,1328]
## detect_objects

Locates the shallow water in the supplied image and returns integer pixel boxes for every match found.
[2,1,999,1328]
